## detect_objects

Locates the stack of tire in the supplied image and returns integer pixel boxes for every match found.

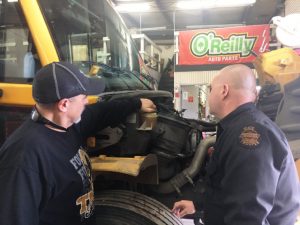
[256,83,283,121]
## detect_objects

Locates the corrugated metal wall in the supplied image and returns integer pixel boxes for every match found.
[174,70,217,86]
[285,0,300,14]
[174,69,257,87]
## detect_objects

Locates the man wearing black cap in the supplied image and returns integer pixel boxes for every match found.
[0,62,156,225]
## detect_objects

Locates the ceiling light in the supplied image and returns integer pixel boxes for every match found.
[177,0,213,9]
[186,24,245,29]
[215,0,256,7]
[140,26,167,31]
[176,0,256,10]
[115,3,151,13]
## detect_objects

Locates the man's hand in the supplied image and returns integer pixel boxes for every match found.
[140,98,156,113]
[172,200,195,218]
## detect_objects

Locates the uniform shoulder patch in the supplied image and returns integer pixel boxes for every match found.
[239,126,260,147]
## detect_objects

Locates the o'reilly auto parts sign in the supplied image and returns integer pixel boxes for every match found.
[178,25,269,65]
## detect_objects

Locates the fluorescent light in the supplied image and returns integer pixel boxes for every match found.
[140,26,167,31]
[216,0,256,7]
[7,0,18,2]
[115,3,151,13]
[186,24,244,29]
[177,0,213,9]
[176,0,256,10]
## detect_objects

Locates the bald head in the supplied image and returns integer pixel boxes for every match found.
[216,64,257,98]
[208,64,257,119]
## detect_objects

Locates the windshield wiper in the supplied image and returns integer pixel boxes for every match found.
[125,70,153,90]
[87,62,152,90]
[105,66,152,90]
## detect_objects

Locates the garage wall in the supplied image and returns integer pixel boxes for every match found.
[173,70,217,110]
[285,0,300,14]
[174,70,217,86]
[173,69,258,110]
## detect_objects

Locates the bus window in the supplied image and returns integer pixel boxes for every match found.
[0,1,41,83]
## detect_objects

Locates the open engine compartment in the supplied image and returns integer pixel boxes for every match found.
[90,90,217,209]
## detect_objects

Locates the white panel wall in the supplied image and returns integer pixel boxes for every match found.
[174,70,218,110]
[285,0,300,14]
[174,71,217,86]
[173,69,258,110]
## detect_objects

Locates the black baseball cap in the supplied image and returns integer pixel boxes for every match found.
[32,62,105,103]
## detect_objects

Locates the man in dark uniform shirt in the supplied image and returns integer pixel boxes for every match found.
[0,62,156,225]
[172,64,300,225]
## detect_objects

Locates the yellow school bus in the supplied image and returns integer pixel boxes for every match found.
[0,0,215,224]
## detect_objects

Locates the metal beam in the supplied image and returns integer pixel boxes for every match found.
[154,0,173,27]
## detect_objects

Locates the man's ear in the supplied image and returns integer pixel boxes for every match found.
[221,84,229,99]
[57,99,69,112]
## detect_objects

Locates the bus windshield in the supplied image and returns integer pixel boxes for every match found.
[39,0,152,91]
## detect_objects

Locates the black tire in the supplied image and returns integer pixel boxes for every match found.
[94,190,183,225]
